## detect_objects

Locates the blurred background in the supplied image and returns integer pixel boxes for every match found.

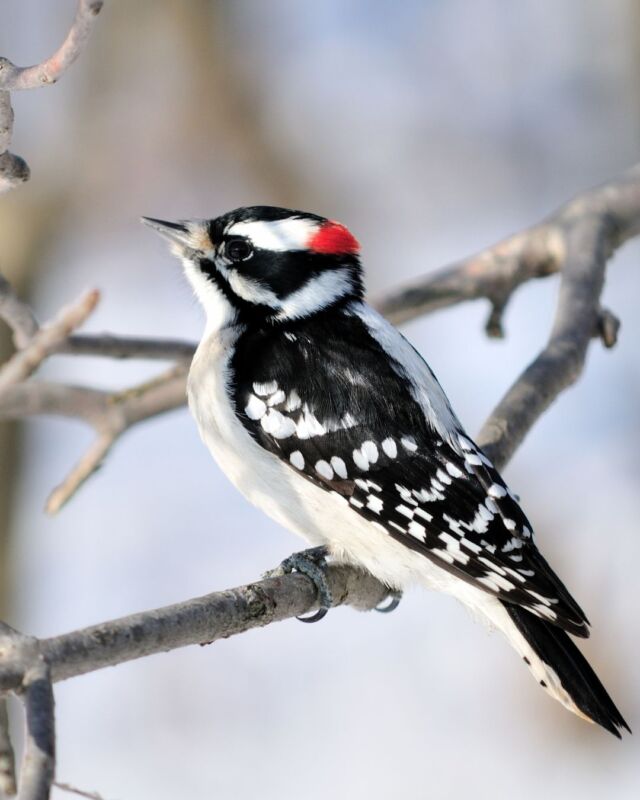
[1,1,639,798]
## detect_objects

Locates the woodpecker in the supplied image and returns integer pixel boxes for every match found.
[143,206,628,737]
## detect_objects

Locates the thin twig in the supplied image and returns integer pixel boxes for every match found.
[44,363,188,514]
[61,333,195,361]
[0,0,105,191]
[0,2,104,91]
[476,167,640,465]
[53,782,106,800]
[0,291,99,393]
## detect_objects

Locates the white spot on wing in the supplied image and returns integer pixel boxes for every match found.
[245,394,266,420]
[362,440,378,464]
[396,505,414,519]
[289,451,304,470]
[408,520,426,539]
[261,409,296,439]
[315,460,334,480]
[253,381,278,397]
[267,389,286,406]
[330,456,347,479]
[382,438,397,458]
[353,447,369,471]
[285,390,301,411]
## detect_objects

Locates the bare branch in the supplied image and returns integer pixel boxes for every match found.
[376,224,562,326]
[0,363,187,514]
[475,166,640,466]
[0,2,104,91]
[377,165,640,331]
[61,334,195,361]
[0,1,104,191]
[53,782,106,800]
[0,566,389,695]
[0,291,99,393]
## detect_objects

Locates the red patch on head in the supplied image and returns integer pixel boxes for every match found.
[307,221,360,255]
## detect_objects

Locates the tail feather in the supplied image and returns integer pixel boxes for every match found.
[503,602,630,738]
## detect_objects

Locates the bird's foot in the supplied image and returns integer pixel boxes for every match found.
[375,589,403,613]
[264,546,333,623]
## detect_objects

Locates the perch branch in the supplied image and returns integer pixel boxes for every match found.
[0,566,388,693]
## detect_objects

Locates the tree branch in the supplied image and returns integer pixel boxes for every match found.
[376,165,640,466]
[0,0,104,192]
[0,290,99,393]
[0,566,388,694]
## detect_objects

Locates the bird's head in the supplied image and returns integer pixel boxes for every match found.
[142,206,363,329]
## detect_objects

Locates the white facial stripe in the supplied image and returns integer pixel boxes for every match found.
[226,218,319,252]
[276,269,354,321]
[227,270,280,307]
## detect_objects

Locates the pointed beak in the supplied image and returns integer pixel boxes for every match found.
[140,216,193,247]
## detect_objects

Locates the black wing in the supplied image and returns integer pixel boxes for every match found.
[230,310,589,637]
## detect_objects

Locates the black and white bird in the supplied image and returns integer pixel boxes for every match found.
[143,206,628,737]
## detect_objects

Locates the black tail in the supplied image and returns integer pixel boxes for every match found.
[504,603,630,738]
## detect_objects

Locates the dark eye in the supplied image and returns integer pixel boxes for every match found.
[226,238,253,262]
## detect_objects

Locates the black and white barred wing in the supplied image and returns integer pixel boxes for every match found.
[232,324,588,637]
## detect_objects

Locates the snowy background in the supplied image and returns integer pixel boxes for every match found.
[1,1,639,798]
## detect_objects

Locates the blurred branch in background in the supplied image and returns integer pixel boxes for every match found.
[1,3,104,799]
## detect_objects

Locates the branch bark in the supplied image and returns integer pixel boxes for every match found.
[0,567,387,693]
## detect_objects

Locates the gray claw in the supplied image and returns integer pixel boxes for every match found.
[297,607,329,624]
[375,590,403,613]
